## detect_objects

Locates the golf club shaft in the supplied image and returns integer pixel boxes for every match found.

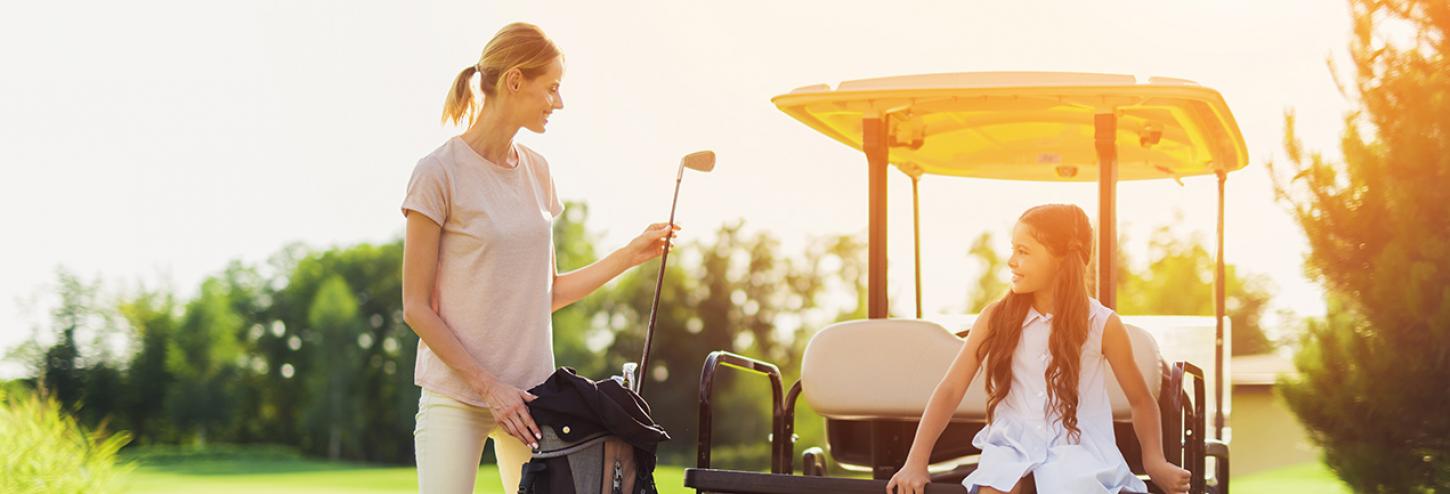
[636,175,682,395]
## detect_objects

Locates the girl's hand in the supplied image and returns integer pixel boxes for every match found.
[620,223,680,267]
[472,378,542,450]
[1146,458,1191,494]
[884,461,930,494]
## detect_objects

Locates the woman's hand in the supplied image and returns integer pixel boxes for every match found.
[884,460,931,494]
[1146,458,1191,494]
[472,377,542,450]
[619,223,680,267]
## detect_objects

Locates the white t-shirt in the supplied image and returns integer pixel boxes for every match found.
[400,136,564,407]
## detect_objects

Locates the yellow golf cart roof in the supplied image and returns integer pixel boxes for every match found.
[772,72,1248,181]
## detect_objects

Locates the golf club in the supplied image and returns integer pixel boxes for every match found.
[633,150,715,395]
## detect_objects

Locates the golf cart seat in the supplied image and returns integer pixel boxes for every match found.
[803,318,1164,421]
[799,319,1164,474]
[687,319,1209,493]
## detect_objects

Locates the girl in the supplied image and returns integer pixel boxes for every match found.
[885,204,1191,494]
[401,23,678,494]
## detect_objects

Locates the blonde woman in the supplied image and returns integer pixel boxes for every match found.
[400,22,678,494]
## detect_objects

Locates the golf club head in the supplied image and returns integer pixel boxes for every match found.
[676,150,715,179]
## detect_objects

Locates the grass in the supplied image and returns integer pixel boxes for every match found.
[120,447,690,494]
[1234,461,1352,494]
[119,445,1348,494]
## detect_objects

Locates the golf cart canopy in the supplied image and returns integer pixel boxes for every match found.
[771,72,1247,181]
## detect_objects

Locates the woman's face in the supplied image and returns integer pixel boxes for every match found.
[506,57,565,133]
[1007,221,1060,295]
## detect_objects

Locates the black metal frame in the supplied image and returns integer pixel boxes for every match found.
[688,350,1225,493]
[696,351,789,474]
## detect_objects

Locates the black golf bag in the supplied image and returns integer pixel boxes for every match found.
[517,367,669,494]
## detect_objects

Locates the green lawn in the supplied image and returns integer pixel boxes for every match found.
[120,450,1347,494]
[1234,461,1352,494]
[121,455,689,494]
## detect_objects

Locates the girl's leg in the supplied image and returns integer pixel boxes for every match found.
[414,389,495,494]
[979,472,1035,494]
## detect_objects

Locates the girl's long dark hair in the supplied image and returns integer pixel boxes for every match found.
[975,204,1095,443]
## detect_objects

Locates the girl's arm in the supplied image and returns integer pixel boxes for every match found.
[1103,314,1190,494]
[900,303,997,468]
[551,223,678,312]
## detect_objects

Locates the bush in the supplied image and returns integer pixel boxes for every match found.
[0,386,133,494]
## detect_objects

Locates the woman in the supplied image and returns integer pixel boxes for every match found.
[400,22,678,494]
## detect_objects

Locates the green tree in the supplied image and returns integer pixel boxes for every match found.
[268,240,416,463]
[118,285,178,445]
[552,201,612,378]
[9,269,129,429]
[1117,223,1276,356]
[165,277,243,445]
[300,275,364,460]
[38,270,105,411]
[1270,0,1450,490]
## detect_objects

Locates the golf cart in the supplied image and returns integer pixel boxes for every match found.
[683,72,1241,493]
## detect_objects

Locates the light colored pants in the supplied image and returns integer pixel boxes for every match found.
[415,389,534,494]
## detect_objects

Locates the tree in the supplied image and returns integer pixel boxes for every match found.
[551,201,612,379]
[1268,0,1450,491]
[300,275,364,460]
[164,277,243,445]
[118,285,178,445]
[1117,222,1277,356]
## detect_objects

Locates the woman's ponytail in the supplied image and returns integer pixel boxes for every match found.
[441,65,480,126]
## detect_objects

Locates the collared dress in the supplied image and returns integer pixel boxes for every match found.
[962,297,1149,494]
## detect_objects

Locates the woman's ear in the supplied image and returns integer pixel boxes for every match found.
[504,68,522,93]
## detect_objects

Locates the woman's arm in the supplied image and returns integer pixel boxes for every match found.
[402,212,541,447]
[551,249,631,312]
[551,223,677,312]
[887,304,996,494]
[1103,314,1190,494]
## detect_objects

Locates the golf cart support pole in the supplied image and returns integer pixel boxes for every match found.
[864,116,889,319]
[911,171,923,319]
[1215,169,1227,439]
[1095,112,1118,309]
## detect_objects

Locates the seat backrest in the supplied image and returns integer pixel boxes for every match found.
[800,318,1163,422]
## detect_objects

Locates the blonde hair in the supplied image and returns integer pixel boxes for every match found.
[442,22,561,126]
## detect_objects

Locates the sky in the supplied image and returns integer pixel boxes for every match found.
[0,0,1355,377]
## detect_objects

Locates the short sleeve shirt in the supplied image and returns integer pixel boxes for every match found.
[400,136,564,407]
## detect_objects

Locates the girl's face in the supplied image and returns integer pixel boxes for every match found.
[505,57,565,133]
[1008,221,1060,294]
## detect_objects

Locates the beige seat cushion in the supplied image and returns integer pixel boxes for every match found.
[800,318,1163,422]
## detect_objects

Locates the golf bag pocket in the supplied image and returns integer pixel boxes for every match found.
[517,425,644,494]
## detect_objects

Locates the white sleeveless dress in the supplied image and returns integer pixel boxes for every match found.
[962,297,1149,494]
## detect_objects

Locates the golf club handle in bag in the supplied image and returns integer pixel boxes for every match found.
[635,176,682,395]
